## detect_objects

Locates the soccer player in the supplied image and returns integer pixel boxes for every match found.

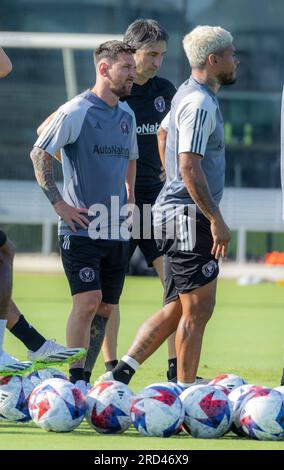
[0,48,85,373]
[84,19,177,382]
[30,41,138,393]
[98,25,239,389]
[37,21,178,383]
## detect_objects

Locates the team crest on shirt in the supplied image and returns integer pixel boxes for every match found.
[201,260,218,278]
[154,96,166,112]
[79,267,95,283]
[120,120,129,135]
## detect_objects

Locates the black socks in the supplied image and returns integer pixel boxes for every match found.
[10,315,46,352]
[112,361,135,385]
[167,357,177,381]
[105,360,118,371]
[69,367,85,384]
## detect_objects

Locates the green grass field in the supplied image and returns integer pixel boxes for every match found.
[1,273,284,450]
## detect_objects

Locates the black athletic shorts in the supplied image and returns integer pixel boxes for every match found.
[155,213,219,305]
[129,191,162,267]
[59,235,129,304]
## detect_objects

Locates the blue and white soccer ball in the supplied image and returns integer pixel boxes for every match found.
[180,385,233,438]
[240,388,284,440]
[228,384,265,436]
[28,378,86,432]
[145,382,183,396]
[274,386,284,396]
[209,374,247,393]
[27,368,67,387]
[131,384,184,437]
[0,375,34,422]
[86,381,134,434]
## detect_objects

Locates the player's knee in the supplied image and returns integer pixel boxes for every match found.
[76,291,103,317]
[161,302,181,327]
[98,302,115,318]
[184,298,215,328]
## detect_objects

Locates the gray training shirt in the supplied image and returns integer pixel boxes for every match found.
[154,76,225,224]
[34,90,139,240]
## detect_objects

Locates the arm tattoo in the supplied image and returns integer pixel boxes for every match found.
[188,176,218,220]
[181,164,218,220]
[30,147,62,205]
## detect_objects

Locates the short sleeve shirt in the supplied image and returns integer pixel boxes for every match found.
[154,77,225,222]
[34,90,138,239]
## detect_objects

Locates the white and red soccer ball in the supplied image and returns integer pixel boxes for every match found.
[86,381,133,434]
[239,388,284,441]
[180,385,233,438]
[0,375,34,422]
[27,368,67,387]
[228,384,265,436]
[209,374,247,393]
[28,378,86,432]
[145,382,183,396]
[131,384,184,437]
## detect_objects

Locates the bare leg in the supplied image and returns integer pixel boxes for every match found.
[6,300,21,329]
[153,256,176,360]
[126,299,181,364]
[0,237,34,375]
[176,279,217,383]
[0,240,15,321]
[101,303,120,362]
[66,290,102,368]
[84,302,114,379]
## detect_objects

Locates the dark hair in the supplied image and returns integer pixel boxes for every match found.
[123,19,169,49]
[94,40,136,64]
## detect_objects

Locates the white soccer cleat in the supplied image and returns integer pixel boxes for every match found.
[94,371,114,386]
[0,350,32,376]
[27,339,86,367]
[74,380,92,397]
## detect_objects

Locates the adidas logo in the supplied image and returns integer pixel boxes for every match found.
[62,235,70,250]
[94,122,102,130]
[117,391,125,399]
[123,369,130,375]
[0,392,9,404]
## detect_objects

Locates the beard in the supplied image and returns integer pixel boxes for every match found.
[110,82,133,98]
[218,71,237,86]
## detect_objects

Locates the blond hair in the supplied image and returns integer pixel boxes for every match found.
[183,26,233,68]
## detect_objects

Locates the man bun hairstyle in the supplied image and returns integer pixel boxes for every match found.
[124,18,169,50]
[183,25,233,68]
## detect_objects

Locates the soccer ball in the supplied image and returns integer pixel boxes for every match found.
[131,384,184,437]
[274,386,284,396]
[240,388,284,440]
[28,368,67,387]
[86,381,134,434]
[0,375,34,422]
[209,374,247,393]
[145,382,183,396]
[213,384,231,396]
[28,378,86,432]
[228,384,265,436]
[180,385,233,438]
